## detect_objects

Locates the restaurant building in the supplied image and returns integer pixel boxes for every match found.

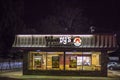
[12,34,117,76]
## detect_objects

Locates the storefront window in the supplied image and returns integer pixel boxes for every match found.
[65,52,82,70]
[69,56,77,68]
[65,52,101,71]
[52,56,59,68]
[82,56,91,66]
[28,51,101,71]
[34,55,42,68]
[47,52,64,70]
[77,56,82,65]
[29,52,47,70]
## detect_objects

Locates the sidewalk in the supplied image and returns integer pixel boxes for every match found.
[0,71,120,80]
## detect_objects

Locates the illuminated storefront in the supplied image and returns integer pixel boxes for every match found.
[28,51,101,71]
[12,34,117,76]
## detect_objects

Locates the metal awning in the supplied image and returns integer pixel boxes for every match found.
[12,34,117,49]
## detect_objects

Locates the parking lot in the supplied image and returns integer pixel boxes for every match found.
[108,70,120,77]
[0,70,120,80]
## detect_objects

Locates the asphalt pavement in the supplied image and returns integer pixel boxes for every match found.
[0,70,120,80]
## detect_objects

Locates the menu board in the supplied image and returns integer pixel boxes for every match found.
[77,56,82,65]
[52,56,59,68]
[69,56,77,68]
[82,56,91,66]
[34,56,42,68]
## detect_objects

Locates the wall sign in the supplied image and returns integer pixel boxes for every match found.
[59,36,82,47]
[73,37,82,46]
[59,36,71,44]
[14,34,117,48]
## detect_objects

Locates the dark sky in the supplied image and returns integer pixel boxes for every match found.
[24,0,120,33]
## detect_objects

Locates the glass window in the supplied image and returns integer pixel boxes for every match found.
[28,52,47,70]
[65,52,101,71]
[69,56,77,68]
[28,52,64,70]
[82,56,91,66]
[47,52,64,70]
[52,56,59,68]
[77,56,82,65]
[34,55,42,68]
[28,51,101,71]
[65,52,82,70]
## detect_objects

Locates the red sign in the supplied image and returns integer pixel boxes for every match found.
[73,37,82,46]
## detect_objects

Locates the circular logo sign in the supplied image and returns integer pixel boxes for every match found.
[73,37,82,46]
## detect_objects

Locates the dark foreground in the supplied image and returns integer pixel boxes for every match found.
[0,70,120,80]
[0,77,22,80]
[0,76,119,80]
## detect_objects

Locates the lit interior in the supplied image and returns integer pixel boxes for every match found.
[28,51,101,71]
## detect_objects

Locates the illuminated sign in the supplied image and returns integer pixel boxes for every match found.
[45,36,83,47]
[59,36,71,44]
[59,36,82,47]
[14,34,117,48]
[73,37,82,46]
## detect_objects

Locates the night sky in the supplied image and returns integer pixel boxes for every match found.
[24,0,120,34]
[0,0,120,57]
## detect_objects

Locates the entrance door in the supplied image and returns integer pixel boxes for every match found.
[33,55,42,69]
